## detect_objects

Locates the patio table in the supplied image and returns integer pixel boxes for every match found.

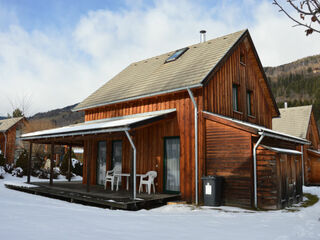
[114,173,143,191]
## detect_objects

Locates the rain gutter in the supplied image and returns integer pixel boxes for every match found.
[73,84,202,112]
[253,132,265,209]
[187,88,199,205]
[125,130,137,200]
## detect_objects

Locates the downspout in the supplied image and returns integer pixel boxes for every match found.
[187,88,199,205]
[1,132,7,159]
[301,145,304,185]
[125,130,137,200]
[253,132,265,209]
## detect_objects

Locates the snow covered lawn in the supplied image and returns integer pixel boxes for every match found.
[1,174,320,240]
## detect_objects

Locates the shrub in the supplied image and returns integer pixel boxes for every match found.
[38,169,49,179]
[15,149,29,173]
[12,167,23,177]
[4,164,14,174]
[0,153,6,166]
[37,167,60,179]
[60,149,76,174]
[0,166,5,179]
[73,160,83,177]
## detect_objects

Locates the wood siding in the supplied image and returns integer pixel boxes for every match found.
[310,154,320,183]
[307,112,319,149]
[0,126,17,164]
[256,147,278,209]
[205,118,253,207]
[83,90,203,202]
[257,147,303,209]
[302,111,320,185]
[203,39,273,128]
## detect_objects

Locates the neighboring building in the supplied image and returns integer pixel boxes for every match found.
[0,117,26,164]
[21,29,309,209]
[273,105,320,185]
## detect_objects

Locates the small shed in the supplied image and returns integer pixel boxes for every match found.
[0,117,26,164]
[273,105,320,185]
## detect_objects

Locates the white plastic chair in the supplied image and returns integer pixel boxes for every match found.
[104,165,121,191]
[138,171,157,194]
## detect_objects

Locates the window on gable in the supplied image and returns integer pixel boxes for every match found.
[232,84,240,112]
[165,47,189,63]
[247,90,254,116]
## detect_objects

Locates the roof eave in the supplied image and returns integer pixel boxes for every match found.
[72,84,202,112]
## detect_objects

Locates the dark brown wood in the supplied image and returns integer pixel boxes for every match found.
[50,143,54,186]
[205,118,253,207]
[86,139,92,192]
[27,142,32,183]
[303,111,320,185]
[6,182,181,211]
[68,145,72,182]
[203,40,273,128]
[0,118,26,164]
[256,147,278,209]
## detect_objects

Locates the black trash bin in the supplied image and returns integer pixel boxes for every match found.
[202,176,223,206]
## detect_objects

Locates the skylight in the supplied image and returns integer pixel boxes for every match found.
[165,47,189,63]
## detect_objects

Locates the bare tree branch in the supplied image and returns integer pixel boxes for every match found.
[7,93,33,117]
[273,0,320,35]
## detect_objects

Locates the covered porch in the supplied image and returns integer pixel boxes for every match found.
[19,109,180,208]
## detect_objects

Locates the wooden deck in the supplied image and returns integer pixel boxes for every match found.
[5,181,181,210]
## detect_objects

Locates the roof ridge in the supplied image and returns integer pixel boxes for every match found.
[279,105,312,110]
[131,29,248,65]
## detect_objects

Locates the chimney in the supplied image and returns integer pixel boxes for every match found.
[284,102,288,109]
[200,30,206,43]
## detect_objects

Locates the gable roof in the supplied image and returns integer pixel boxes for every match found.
[272,105,312,139]
[0,117,24,132]
[74,30,248,112]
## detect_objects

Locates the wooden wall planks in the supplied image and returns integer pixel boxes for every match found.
[256,147,278,209]
[0,125,18,164]
[205,118,253,207]
[203,40,273,128]
[83,90,202,202]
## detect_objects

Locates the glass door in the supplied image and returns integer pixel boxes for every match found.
[112,141,122,183]
[164,137,180,193]
[112,141,122,169]
[96,141,107,185]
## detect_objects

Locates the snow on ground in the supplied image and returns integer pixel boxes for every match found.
[1,174,320,240]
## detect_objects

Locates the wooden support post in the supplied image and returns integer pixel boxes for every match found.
[87,141,91,192]
[27,142,33,183]
[68,145,72,182]
[50,143,54,186]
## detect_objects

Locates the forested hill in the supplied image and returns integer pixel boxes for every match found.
[29,104,84,127]
[264,54,320,129]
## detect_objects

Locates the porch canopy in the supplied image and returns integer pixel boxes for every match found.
[20,109,177,199]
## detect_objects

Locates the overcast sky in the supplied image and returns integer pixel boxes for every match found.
[0,0,319,117]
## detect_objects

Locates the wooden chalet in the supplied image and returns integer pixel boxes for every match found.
[21,29,309,209]
[273,105,320,185]
[0,117,26,164]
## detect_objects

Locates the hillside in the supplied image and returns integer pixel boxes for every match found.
[265,54,320,130]
[28,103,84,127]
